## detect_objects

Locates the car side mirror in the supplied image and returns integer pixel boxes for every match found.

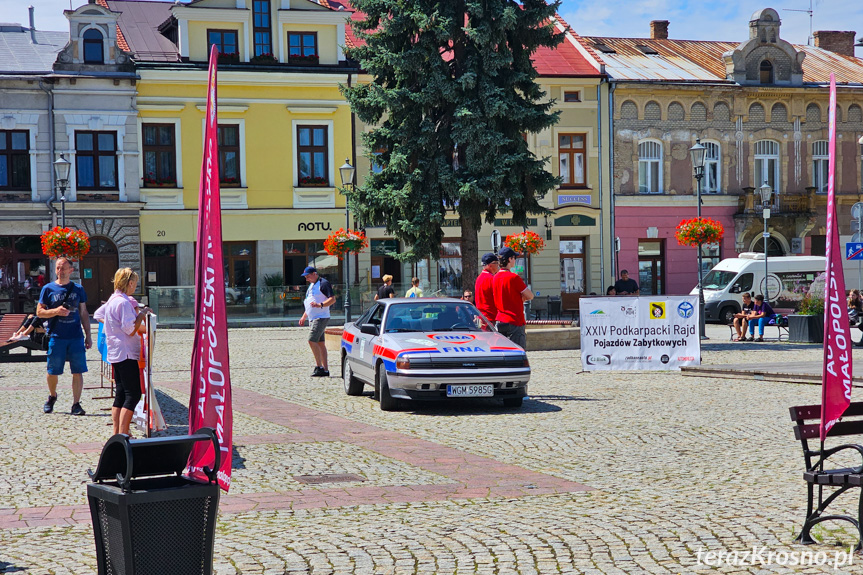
[730,285,741,293]
[360,323,379,336]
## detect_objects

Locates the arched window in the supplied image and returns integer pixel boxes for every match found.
[754,140,780,198]
[638,140,663,194]
[812,140,829,193]
[704,141,721,193]
[83,28,104,64]
[759,60,773,84]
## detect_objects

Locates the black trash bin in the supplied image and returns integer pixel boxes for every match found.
[87,428,221,575]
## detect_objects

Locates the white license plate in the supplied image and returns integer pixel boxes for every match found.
[446,384,494,398]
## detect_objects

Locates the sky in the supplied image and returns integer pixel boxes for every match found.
[2,0,861,56]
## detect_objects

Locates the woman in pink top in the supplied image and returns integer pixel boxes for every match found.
[93,268,151,436]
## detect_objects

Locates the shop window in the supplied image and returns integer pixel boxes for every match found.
[284,241,341,284]
[142,124,176,187]
[75,131,117,190]
[224,242,256,306]
[0,130,30,190]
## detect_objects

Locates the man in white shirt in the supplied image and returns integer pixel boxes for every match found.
[298,266,336,377]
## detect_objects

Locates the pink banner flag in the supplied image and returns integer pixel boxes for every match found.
[188,44,233,491]
[820,73,853,441]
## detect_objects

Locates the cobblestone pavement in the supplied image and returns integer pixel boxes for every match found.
[1,324,862,574]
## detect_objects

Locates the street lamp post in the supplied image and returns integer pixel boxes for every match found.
[53,154,71,228]
[339,159,356,324]
[759,184,773,303]
[689,139,707,338]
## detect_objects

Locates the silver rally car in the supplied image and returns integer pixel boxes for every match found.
[341,298,530,410]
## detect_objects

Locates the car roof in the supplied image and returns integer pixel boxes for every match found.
[380,298,466,304]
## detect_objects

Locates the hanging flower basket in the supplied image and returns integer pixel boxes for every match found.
[324,228,368,259]
[674,217,724,247]
[504,230,545,255]
[41,226,90,260]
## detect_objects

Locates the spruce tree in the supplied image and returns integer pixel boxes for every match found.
[343,0,562,291]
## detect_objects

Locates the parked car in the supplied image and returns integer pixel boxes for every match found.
[225,285,251,305]
[341,298,530,411]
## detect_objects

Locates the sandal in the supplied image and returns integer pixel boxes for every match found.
[755,337,764,342]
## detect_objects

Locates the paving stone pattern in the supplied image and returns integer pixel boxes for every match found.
[0,324,861,574]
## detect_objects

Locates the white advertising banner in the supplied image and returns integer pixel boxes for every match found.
[580,296,701,371]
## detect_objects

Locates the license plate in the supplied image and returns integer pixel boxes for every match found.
[446,384,494,397]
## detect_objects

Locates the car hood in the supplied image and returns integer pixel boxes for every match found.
[379,331,525,356]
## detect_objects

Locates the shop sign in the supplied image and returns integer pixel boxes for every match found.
[493,218,537,227]
[298,222,333,232]
[554,215,597,227]
[557,194,591,206]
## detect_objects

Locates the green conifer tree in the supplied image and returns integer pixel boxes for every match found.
[343,0,562,290]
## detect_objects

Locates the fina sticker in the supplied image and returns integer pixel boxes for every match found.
[427,333,476,344]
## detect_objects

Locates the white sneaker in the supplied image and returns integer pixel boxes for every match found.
[10,334,28,342]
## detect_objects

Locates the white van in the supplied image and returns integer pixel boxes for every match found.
[691,253,826,324]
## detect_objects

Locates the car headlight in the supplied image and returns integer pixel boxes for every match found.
[396,356,410,370]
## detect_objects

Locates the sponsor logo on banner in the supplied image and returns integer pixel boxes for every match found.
[661,354,670,364]
[620,304,637,317]
[650,302,666,319]
[589,309,611,320]
[678,356,695,361]
[586,354,611,365]
[677,301,694,319]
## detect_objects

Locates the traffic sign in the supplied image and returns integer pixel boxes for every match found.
[847,243,863,261]
[852,202,863,220]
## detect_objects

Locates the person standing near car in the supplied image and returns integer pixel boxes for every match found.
[298,266,335,377]
[375,274,395,300]
[492,247,533,348]
[474,253,499,323]
[36,257,91,415]
[405,277,423,298]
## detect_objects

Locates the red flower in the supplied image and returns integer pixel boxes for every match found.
[40,227,90,259]
[324,228,368,259]
[504,230,545,255]
[675,217,724,247]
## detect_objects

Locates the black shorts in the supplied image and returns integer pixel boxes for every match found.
[112,358,143,411]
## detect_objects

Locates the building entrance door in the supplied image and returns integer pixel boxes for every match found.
[80,237,119,312]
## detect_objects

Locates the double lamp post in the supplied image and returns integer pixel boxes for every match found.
[53,153,71,228]
[339,159,356,324]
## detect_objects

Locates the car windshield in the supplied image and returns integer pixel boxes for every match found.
[384,302,494,333]
[702,270,738,291]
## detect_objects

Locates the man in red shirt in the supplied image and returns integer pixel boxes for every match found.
[492,247,534,348]
[474,253,499,324]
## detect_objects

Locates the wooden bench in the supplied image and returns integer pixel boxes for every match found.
[0,313,45,362]
[789,402,863,550]
[727,307,792,341]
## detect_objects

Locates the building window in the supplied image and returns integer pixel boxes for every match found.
[75,131,117,190]
[563,91,581,102]
[638,240,664,295]
[558,133,586,187]
[371,146,386,174]
[142,124,176,187]
[700,243,720,275]
[297,125,327,186]
[253,0,272,57]
[559,238,585,296]
[224,242,256,301]
[83,29,104,64]
[812,140,829,194]
[284,241,341,284]
[704,141,720,193]
[754,139,780,198]
[638,140,662,194]
[208,29,238,56]
[0,130,30,190]
[218,125,240,186]
[759,60,774,84]
[288,32,318,64]
[810,235,826,256]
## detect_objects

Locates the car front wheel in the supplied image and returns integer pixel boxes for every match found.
[377,367,399,411]
[343,355,364,396]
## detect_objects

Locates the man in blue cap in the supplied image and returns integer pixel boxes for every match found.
[298,266,335,377]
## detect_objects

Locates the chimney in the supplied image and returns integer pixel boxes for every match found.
[28,5,36,44]
[813,31,856,57]
[650,20,669,40]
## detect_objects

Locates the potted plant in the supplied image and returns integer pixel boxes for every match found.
[289,53,319,65]
[40,226,90,260]
[324,228,368,259]
[788,292,825,343]
[263,272,284,313]
[504,230,545,255]
[298,176,328,187]
[674,217,724,247]
[217,52,239,65]
[250,53,277,65]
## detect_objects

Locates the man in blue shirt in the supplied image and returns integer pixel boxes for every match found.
[36,257,92,415]
[746,294,776,342]
[298,266,335,377]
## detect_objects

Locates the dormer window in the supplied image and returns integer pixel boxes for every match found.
[759,60,773,84]
[253,0,272,57]
[83,28,104,64]
[288,33,318,65]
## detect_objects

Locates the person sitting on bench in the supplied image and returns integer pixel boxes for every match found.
[732,292,754,342]
[746,294,776,342]
[7,314,45,342]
